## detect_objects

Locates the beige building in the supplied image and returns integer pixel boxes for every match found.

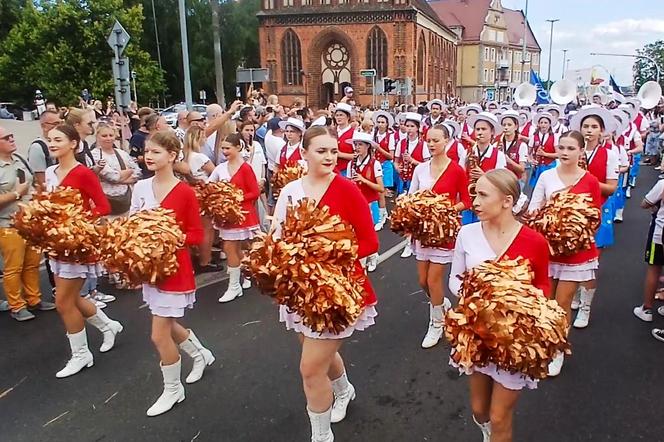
[430,0,541,103]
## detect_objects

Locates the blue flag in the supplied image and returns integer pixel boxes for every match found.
[609,75,621,93]
[530,70,551,104]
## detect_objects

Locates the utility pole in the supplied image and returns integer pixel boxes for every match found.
[545,19,560,91]
[178,0,193,109]
[210,0,226,107]
[520,0,529,81]
[562,49,568,79]
[150,0,164,108]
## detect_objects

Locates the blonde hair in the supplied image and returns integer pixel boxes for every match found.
[149,130,181,157]
[183,126,205,161]
[213,119,237,164]
[360,119,374,134]
[65,107,90,126]
[482,169,521,206]
[267,95,279,106]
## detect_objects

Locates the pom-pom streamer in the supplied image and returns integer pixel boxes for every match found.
[390,190,460,247]
[194,181,246,228]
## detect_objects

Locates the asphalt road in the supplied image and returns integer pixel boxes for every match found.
[2,169,664,442]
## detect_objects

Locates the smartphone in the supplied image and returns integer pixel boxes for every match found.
[16,169,25,184]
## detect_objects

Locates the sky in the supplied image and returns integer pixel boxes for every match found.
[501,0,664,86]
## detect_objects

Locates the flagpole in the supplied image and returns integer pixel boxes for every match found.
[546,19,560,91]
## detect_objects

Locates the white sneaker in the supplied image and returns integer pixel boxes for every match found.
[421,323,443,349]
[658,305,664,317]
[400,243,413,258]
[626,187,632,198]
[614,208,624,223]
[92,290,116,303]
[443,297,452,312]
[547,352,564,377]
[367,255,377,273]
[573,305,590,328]
[85,294,106,309]
[633,305,653,322]
[331,383,356,423]
[374,220,384,231]
[571,289,581,310]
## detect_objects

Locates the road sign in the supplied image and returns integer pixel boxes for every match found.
[236,68,270,84]
[111,57,132,111]
[381,100,389,110]
[360,69,377,78]
[107,21,130,56]
[486,89,495,101]
[199,90,207,101]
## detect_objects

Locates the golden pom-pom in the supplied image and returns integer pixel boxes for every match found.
[270,164,305,199]
[194,181,246,228]
[12,188,105,263]
[444,258,570,379]
[101,208,184,285]
[244,198,364,334]
[524,192,601,256]
[390,190,461,247]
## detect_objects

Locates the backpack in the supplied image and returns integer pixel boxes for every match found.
[31,139,54,167]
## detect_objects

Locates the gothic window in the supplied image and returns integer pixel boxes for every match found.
[281,29,302,85]
[366,26,388,79]
[416,33,426,86]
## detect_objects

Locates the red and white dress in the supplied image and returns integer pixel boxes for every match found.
[528,168,601,281]
[409,160,470,264]
[585,143,619,205]
[45,164,110,279]
[449,223,550,390]
[131,178,204,317]
[273,175,379,339]
[335,125,355,173]
[374,130,395,163]
[346,155,383,205]
[278,141,303,168]
[467,144,507,172]
[208,162,261,240]
[395,137,431,182]
[498,135,528,180]
[529,131,558,166]
[445,139,467,167]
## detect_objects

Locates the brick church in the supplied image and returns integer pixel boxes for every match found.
[257,0,458,108]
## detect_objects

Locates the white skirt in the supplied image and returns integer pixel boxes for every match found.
[279,304,378,339]
[142,284,196,318]
[450,358,538,391]
[549,259,599,282]
[50,259,104,280]
[414,240,454,264]
[217,225,260,241]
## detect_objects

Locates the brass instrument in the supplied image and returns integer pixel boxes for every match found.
[400,150,416,182]
[467,142,480,198]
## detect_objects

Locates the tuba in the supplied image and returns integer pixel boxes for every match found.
[550,79,576,105]
[637,81,663,110]
[466,143,480,198]
[514,82,537,107]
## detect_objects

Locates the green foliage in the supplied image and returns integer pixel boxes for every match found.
[0,0,165,106]
[634,40,664,90]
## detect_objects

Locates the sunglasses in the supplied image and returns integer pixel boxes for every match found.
[0,133,14,141]
[191,118,205,122]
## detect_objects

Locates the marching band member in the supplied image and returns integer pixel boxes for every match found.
[617,104,645,197]
[463,112,507,225]
[44,124,121,378]
[610,110,632,223]
[395,112,431,258]
[545,105,567,137]
[346,132,384,271]
[528,111,559,188]
[441,119,467,167]
[209,133,261,303]
[333,103,355,176]
[450,169,550,442]
[130,131,214,416]
[372,111,396,229]
[410,124,470,348]
[273,125,379,442]
[518,109,534,143]
[528,130,601,376]
[497,111,529,188]
[459,104,482,150]
[278,117,306,168]
[422,99,446,138]
[568,106,619,329]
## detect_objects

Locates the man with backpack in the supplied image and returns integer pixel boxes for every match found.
[27,109,61,186]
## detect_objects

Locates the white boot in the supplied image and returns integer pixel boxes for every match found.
[56,329,94,378]
[547,351,565,377]
[367,254,378,272]
[421,303,444,349]
[571,287,582,310]
[308,406,334,442]
[178,329,215,384]
[400,242,413,258]
[473,415,491,442]
[219,266,243,303]
[331,372,355,423]
[86,308,123,352]
[614,208,624,223]
[146,358,185,417]
[626,186,631,198]
[574,288,595,329]
[242,277,252,289]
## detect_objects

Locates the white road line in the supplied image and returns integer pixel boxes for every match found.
[376,239,408,265]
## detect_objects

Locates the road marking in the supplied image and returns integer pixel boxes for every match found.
[376,239,408,265]
[42,411,69,427]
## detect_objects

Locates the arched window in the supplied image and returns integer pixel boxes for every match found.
[416,33,426,86]
[281,29,302,86]
[366,26,388,78]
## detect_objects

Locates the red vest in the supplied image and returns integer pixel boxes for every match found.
[533,131,556,165]
[279,142,302,167]
[586,145,609,205]
[354,157,380,203]
[520,121,532,138]
[374,130,392,163]
[446,140,461,164]
[398,138,426,181]
[469,146,499,174]
[501,135,524,179]
[461,122,476,150]
[335,126,355,173]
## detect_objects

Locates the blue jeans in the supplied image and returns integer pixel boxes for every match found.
[80,276,97,296]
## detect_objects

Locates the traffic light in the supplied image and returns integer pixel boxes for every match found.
[384,78,397,94]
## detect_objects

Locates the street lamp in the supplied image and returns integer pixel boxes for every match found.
[562,49,568,79]
[546,19,560,91]
[589,52,661,83]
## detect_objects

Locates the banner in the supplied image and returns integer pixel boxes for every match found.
[529,70,550,104]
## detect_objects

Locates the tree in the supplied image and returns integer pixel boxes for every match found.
[633,40,664,90]
[0,0,165,106]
